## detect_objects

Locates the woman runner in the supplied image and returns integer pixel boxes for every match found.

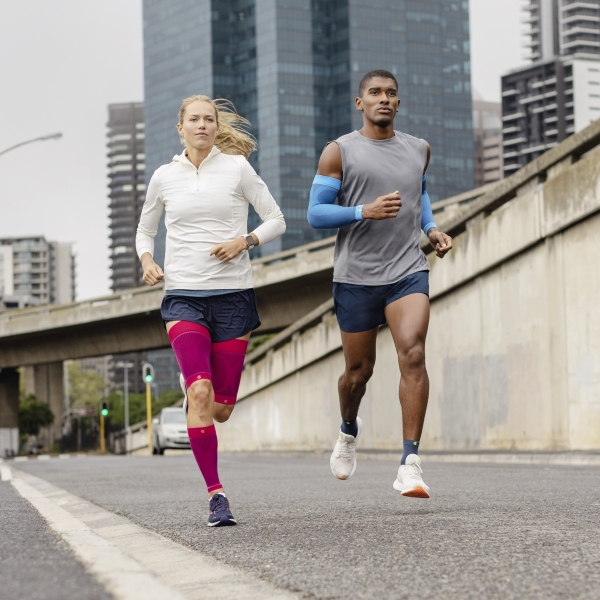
[136,95,286,526]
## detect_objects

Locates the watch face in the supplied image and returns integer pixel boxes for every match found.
[245,235,254,247]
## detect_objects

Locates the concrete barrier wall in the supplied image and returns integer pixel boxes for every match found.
[217,149,600,452]
[110,426,152,455]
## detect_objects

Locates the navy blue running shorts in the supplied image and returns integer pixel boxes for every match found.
[333,270,429,333]
[160,290,261,342]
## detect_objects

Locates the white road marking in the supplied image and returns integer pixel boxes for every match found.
[10,467,296,600]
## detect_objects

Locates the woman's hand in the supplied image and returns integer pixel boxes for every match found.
[141,253,164,286]
[210,237,248,262]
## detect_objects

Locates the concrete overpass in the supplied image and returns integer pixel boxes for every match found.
[0,235,340,453]
[2,119,599,455]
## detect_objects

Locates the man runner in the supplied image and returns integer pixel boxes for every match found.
[307,69,452,497]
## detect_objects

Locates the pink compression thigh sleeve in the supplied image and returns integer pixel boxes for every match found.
[210,338,249,405]
[188,425,221,493]
[168,321,212,389]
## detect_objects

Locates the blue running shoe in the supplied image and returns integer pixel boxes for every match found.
[207,493,237,527]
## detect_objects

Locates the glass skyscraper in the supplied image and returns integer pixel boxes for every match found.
[143,0,474,261]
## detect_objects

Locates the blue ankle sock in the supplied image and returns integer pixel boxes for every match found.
[401,440,419,465]
[340,419,358,438]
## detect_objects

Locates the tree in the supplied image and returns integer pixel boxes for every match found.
[68,362,106,408]
[19,394,54,436]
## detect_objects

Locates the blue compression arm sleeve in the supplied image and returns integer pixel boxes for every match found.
[307,175,363,229]
[421,174,436,235]
[308,174,436,232]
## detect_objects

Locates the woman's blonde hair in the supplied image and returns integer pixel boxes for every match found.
[178,95,257,158]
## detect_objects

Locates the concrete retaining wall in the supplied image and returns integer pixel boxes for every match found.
[217,148,600,452]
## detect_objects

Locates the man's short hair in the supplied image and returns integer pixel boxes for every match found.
[358,70,398,96]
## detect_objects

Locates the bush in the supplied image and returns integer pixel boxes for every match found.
[19,394,54,436]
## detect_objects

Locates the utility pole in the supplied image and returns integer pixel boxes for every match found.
[116,361,134,452]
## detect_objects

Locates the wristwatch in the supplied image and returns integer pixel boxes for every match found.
[244,234,256,249]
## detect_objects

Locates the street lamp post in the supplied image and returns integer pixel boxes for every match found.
[0,133,63,158]
[116,361,134,452]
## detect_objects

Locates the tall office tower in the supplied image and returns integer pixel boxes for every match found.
[143,0,474,261]
[107,103,146,292]
[106,103,148,395]
[472,95,503,187]
[502,0,600,175]
[523,0,600,62]
[0,237,75,310]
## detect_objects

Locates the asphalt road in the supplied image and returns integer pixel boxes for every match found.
[10,453,600,599]
[0,478,113,600]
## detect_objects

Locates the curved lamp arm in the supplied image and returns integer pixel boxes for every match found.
[0,133,63,157]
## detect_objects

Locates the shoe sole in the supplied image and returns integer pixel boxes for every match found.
[401,487,430,498]
[393,480,430,498]
[207,518,237,527]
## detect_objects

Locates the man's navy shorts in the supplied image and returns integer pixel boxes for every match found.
[333,270,429,333]
[160,290,261,342]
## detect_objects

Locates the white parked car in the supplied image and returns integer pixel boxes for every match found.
[152,407,189,455]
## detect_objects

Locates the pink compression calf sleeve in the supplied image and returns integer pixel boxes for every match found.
[188,425,221,493]
[168,321,212,388]
[210,338,249,405]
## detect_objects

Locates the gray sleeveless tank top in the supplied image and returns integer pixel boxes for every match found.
[333,130,429,285]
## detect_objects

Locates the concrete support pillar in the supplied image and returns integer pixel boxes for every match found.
[24,362,64,450]
[0,368,19,457]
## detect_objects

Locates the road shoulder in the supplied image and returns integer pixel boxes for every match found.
[7,464,296,600]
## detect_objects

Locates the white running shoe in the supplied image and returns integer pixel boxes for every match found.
[393,454,430,498]
[180,373,188,416]
[330,417,363,480]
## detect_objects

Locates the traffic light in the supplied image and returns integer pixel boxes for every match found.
[142,363,155,384]
[101,402,109,417]
[142,363,156,455]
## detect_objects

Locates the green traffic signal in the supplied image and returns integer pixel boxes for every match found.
[101,402,109,417]
[142,363,155,385]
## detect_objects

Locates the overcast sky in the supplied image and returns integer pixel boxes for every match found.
[0,0,524,301]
